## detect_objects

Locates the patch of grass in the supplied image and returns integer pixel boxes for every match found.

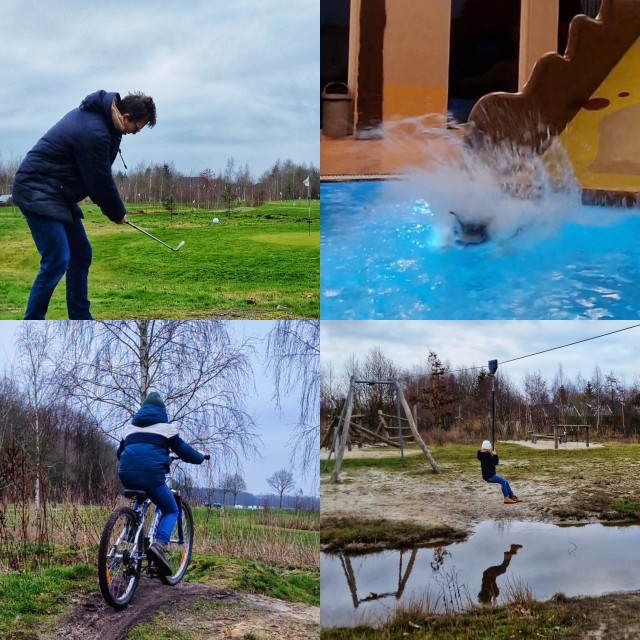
[0,563,95,639]
[323,443,640,484]
[127,619,194,640]
[236,561,319,605]
[320,601,573,639]
[320,516,465,552]
[609,499,640,519]
[188,553,319,606]
[0,201,319,319]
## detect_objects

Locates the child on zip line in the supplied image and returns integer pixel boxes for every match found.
[477,440,522,504]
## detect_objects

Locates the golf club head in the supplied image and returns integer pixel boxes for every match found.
[174,241,185,252]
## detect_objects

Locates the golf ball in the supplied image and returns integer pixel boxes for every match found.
[212,218,219,224]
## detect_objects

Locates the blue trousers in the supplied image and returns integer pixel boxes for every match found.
[486,475,513,498]
[146,483,179,546]
[22,210,93,319]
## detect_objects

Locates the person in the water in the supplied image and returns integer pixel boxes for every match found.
[449,211,489,245]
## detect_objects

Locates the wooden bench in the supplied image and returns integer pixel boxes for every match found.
[531,424,590,449]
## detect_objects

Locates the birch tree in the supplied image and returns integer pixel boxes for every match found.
[265,320,319,474]
[14,322,60,512]
[56,320,260,467]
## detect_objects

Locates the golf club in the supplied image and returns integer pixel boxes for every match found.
[125,221,185,252]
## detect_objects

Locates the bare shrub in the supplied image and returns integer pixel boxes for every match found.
[195,509,319,569]
[503,576,535,612]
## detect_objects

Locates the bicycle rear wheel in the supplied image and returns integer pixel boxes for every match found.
[160,498,194,585]
[98,506,141,608]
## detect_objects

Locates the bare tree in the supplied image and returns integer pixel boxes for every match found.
[419,351,457,430]
[591,364,604,432]
[55,321,261,468]
[265,320,319,474]
[267,468,295,508]
[14,323,60,512]
[221,471,246,506]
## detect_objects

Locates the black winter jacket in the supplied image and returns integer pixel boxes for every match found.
[12,90,127,224]
[477,450,499,480]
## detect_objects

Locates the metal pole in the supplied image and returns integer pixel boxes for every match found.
[395,381,404,466]
[491,375,495,449]
[488,360,498,448]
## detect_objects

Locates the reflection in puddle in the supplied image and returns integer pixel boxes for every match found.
[478,543,522,605]
[320,520,640,628]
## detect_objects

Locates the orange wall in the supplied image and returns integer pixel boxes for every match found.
[519,0,559,90]
[347,0,561,125]
[382,0,451,119]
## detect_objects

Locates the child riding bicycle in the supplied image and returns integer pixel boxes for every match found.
[117,391,206,574]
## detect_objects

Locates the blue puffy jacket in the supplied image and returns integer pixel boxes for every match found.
[12,90,127,224]
[117,404,205,489]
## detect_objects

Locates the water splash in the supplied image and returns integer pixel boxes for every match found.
[376,117,585,248]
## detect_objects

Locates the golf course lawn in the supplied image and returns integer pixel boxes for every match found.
[0,201,319,319]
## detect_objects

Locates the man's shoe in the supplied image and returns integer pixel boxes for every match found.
[147,542,172,575]
[511,496,522,503]
[504,497,518,504]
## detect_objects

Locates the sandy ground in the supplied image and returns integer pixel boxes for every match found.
[40,579,319,640]
[321,441,626,546]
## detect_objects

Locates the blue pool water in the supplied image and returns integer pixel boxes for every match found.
[320,181,640,320]
[320,520,640,628]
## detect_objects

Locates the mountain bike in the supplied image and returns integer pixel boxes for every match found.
[98,454,209,609]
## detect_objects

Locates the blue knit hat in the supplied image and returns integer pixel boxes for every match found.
[142,391,166,410]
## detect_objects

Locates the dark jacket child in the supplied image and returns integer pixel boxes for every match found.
[117,391,205,574]
[477,440,521,504]
[12,90,156,319]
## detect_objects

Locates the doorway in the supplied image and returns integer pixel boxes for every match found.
[448,0,521,123]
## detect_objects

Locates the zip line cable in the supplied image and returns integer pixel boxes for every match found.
[498,323,640,367]
[405,323,640,378]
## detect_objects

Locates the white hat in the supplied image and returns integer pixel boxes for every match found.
[481,440,492,450]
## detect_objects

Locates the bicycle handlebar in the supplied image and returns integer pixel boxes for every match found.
[169,454,210,461]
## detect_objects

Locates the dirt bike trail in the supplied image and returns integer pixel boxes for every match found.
[40,577,319,640]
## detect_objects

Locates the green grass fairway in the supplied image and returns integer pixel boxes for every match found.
[0,201,319,319]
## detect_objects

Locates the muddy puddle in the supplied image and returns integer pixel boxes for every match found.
[320,520,640,628]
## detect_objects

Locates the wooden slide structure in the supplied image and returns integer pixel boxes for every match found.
[324,378,441,483]
[467,0,640,206]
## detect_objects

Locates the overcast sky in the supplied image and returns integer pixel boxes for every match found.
[321,321,640,390]
[0,321,318,496]
[0,0,319,177]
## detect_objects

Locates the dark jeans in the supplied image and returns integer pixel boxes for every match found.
[22,211,93,319]
[146,483,179,546]
[486,474,513,498]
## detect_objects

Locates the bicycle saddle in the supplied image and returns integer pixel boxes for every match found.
[124,489,148,501]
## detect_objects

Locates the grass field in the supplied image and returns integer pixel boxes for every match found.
[0,504,319,638]
[0,201,319,319]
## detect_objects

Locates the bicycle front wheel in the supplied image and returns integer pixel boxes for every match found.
[98,506,141,608]
[160,498,194,585]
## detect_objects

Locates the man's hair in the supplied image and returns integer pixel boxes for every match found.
[119,91,157,128]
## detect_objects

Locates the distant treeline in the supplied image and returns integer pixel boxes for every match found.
[187,487,319,510]
[0,155,319,207]
[0,378,119,504]
[0,378,315,507]
[322,348,640,446]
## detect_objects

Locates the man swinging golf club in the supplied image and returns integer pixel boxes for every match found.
[12,90,156,319]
